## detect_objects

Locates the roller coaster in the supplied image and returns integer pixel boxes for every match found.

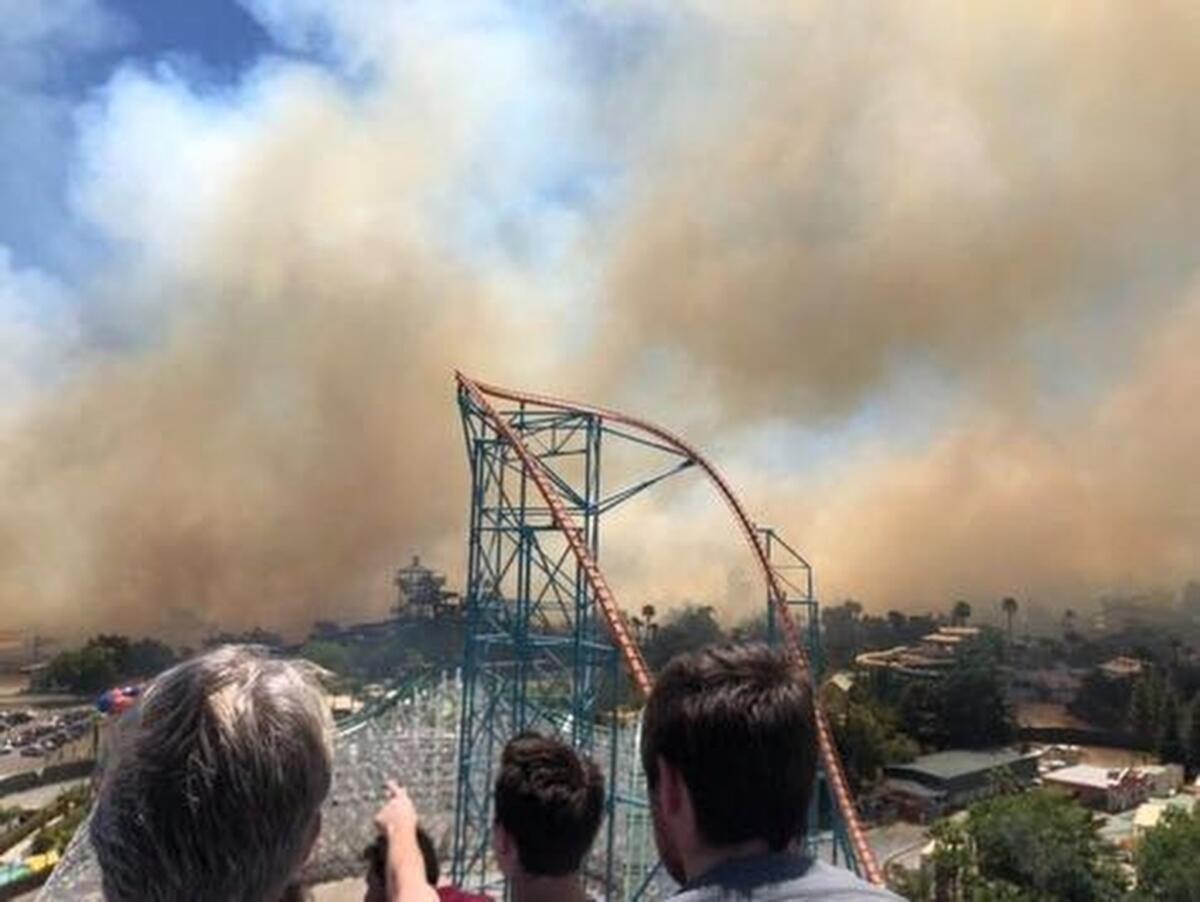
[36,373,883,900]
[451,373,882,895]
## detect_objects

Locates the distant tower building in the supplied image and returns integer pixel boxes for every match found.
[393,556,459,620]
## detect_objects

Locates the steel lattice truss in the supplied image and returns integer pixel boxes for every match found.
[451,374,882,898]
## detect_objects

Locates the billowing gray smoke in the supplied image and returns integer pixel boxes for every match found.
[1,1,1198,638]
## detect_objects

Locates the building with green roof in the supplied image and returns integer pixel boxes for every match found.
[882,748,1041,821]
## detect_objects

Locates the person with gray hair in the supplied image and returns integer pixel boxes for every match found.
[90,644,334,902]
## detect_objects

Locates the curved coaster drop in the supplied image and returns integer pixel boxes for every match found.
[451,374,882,895]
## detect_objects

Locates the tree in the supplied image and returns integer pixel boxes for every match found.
[1063,608,1078,641]
[642,604,726,670]
[629,615,645,642]
[927,818,973,901]
[1070,668,1134,731]
[902,792,1127,901]
[1135,808,1200,901]
[1187,694,1200,775]
[37,634,178,694]
[41,646,119,694]
[1001,597,1018,644]
[829,690,918,793]
[895,653,1014,751]
[1130,671,1164,740]
[968,792,1126,901]
[298,640,352,676]
[1182,580,1200,617]
[1158,687,1186,765]
[309,620,342,641]
[898,679,945,747]
[939,655,1015,748]
[951,600,972,627]
[640,604,658,641]
[204,627,283,649]
[126,638,176,676]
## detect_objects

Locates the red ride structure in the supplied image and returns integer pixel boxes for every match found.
[450,374,882,896]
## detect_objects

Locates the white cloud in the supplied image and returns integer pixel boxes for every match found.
[0,247,77,421]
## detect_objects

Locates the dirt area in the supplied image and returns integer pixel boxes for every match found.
[0,674,28,698]
[1015,702,1091,729]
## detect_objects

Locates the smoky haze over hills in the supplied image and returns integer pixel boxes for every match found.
[1,2,1198,639]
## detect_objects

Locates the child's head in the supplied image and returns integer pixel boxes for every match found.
[491,732,605,880]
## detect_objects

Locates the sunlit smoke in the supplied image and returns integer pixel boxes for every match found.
[1,1,1199,637]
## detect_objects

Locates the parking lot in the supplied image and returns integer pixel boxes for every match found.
[0,708,95,779]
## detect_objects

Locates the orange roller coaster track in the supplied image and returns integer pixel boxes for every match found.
[455,373,882,885]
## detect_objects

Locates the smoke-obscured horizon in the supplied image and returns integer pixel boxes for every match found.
[1,1,1198,640]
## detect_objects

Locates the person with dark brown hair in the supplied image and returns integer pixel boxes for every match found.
[492,732,605,902]
[364,825,491,902]
[642,643,900,900]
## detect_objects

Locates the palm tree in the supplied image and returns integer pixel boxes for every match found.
[1062,608,1077,640]
[629,615,644,642]
[951,600,972,627]
[1001,597,1019,643]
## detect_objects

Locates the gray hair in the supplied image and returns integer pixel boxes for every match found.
[91,645,333,902]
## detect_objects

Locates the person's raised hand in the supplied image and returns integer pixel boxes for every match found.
[374,780,419,839]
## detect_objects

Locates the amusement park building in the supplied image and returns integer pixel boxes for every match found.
[881,748,1041,822]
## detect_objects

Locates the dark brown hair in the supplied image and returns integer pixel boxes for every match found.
[493,732,605,876]
[641,643,817,851]
[364,826,438,887]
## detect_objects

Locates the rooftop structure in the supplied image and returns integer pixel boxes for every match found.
[1098,656,1146,680]
[1132,794,1197,839]
[393,555,460,620]
[1043,764,1150,812]
[881,748,1041,822]
[855,625,985,679]
[1139,764,1185,798]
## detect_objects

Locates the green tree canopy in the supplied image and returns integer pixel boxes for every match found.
[952,600,972,626]
[1158,687,1186,764]
[38,635,177,694]
[1186,694,1200,773]
[298,640,353,676]
[896,647,1015,749]
[1135,808,1200,901]
[642,604,726,669]
[967,791,1126,901]
[898,791,1127,901]
[1130,670,1164,738]
[829,688,918,793]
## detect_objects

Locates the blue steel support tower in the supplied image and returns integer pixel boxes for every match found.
[451,382,691,895]
[450,374,883,895]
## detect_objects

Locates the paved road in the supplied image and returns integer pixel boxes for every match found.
[867,821,929,873]
[1,780,87,811]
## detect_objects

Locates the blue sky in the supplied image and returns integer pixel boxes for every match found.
[89,0,272,78]
[0,0,278,274]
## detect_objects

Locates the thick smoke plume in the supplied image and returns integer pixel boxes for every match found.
[2,1,1199,637]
